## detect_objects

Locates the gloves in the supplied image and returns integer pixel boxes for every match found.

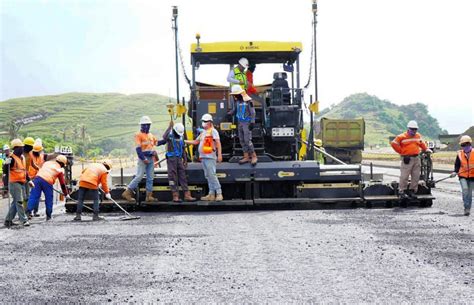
[426,149,433,154]
[65,194,72,201]
[105,193,112,200]
[450,172,457,178]
[28,181,35,188]
[248,123,255,131]
[403,156,411,165]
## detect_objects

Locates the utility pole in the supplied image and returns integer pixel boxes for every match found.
[172,6,179,108]
[312,0,318,103]
[307,0,319,160]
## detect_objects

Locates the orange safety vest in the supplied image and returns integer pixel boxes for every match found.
[79,163,108,188]
[28,152,45,179]
[391,132,427,156]
[37,160,63,185]
[9,154,27,184]
[202,128,215,154]
[458,150,474,178]
[135,132,157,153]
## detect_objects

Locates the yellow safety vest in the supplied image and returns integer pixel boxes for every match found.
[231,66,247,90]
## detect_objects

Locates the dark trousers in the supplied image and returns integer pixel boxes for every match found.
[76,187,100,214]
[167,157,189,192]
[238,122,254,153]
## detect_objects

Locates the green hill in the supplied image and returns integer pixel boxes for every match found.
[315,93,447,146]
[0,92,177,156]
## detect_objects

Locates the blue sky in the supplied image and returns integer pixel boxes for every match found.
[1,0,473,133]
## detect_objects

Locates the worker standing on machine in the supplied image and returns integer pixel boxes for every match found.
[122,116,160,203]
[246,63,257,95]
[26,155,70,221]
[160,121,196,203]
[228,85,257,166]
[391,120,431,199]
[4,139,30,227]
[227,57,249,90]
[185,114,223,201]
[73,160,113,221]
[314,139,325,164]
[450,135,473,216]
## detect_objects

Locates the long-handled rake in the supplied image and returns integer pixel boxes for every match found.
[99,187,141,221]
[52,188,94,212]
[434,169,469,184]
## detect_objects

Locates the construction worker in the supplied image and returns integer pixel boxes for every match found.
[26,155,70,221]
[246,63,257,95]
[122,116,159,202]
[314,139,325,164]
[450,135,473,216]
[73,160,113,221]
[228,85,257,166]
[27,141,47,217]
[391,120,431,199]
[0,144,8,198]
[227,57,249,90]
[22,137,35,208]
[185,114,223,201]
[4,139,30,227]
[159,121,196,203]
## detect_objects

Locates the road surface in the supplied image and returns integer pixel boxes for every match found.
[0,166,472,303]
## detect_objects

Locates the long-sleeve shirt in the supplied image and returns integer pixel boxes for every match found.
[391,132,427,156]
[227,68,242,85]
[454,151,474,181]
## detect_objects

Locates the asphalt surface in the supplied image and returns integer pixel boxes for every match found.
[0,166,472,303]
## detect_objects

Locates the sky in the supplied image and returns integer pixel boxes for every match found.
[1,0,473,133]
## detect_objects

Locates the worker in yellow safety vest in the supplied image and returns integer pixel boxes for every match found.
[227,57,249,90]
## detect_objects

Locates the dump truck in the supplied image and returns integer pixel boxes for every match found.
[317,118,365,164]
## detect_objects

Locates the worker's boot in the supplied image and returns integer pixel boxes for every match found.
[215,193,224,201]
[4,220,12,228]
[172,192,182,203]
[200,193,215,201]
[464,208,470,216]
[73,214,82,221]
[407,189,418,199]
[146,191,159,202]
[184,191,196,202]
[121,188,135,202]
[239,152,250,165]
[92,214,105,221]
[251,152,258,166]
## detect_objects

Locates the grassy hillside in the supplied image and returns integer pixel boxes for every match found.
[0,92,177,156]
[316,93,447,146]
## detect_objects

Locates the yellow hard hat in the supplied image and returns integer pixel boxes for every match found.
[33,144,43,152]
[56,155,68,166]
[23,137,35,146]
[11,139,24,148]
[102,159,113,169]
[459,135,472,145]
[314,139,323,147]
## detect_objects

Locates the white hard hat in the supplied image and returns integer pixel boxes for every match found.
[238,57,249,69]
[34,138,42,146]
[459,135,472,144]
[407,120,419,129]
[2,144,10,150]
[139,116,152,125]
[201,113,213,122]
[173,123,185,136]
[229,85,245,95]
